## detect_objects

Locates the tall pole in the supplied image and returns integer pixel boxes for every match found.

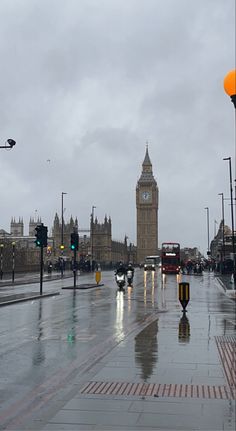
[60,192,67,278]
[61,192,67,247]
[218,193,225,261]
[40,243,43,295]
[12,242,15,283]
[223,70,236,280]
[0,244,3,280]
[204,207,210,255]
[91,205,96,269]
[223,157,235,263]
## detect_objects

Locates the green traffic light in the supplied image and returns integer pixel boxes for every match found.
[71,244,75,250]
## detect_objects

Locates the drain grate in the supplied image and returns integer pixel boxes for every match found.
[81,381,231,400]
[215,336,236,399]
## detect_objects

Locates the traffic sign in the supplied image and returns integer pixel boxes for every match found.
[178,282,190,311]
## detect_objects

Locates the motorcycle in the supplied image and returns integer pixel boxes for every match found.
[193,263,202,275]
[127,269,133,286]
[115,271,126,290]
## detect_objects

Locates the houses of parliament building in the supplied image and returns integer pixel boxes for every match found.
[0,147,159,272]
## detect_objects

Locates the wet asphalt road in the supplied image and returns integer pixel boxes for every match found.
[0,269,235,430]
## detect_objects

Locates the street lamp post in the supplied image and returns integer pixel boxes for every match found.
[223,157,235,267]
[224,69,236,109]
[0,244,3,280]
[218,193,225,264]
[12,242,16,283]
[61,192,67,248]
[204,207,210,255]
[60,192,67,278]
[91,205,96,270]
[224,70,236,280]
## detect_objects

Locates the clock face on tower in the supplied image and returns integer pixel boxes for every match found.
[141,191,151,202]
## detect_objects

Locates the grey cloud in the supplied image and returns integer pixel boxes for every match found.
[0,0,234,253]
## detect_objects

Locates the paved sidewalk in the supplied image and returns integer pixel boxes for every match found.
[0,271,235,430]
[0,271,72,305]
[0,270,73,287]
[215,274,236,300]
[0,271,102,305]
[40,274,235,430]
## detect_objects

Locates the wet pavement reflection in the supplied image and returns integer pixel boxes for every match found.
[178,311,190,343]
[0,268,235,430]
[135,319,158,381]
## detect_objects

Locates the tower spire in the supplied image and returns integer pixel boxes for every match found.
[143,144,152,167]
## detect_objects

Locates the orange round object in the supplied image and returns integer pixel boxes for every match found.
[224,70,236,96]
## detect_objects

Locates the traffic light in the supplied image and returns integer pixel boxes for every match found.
[41,226,48,247]
[35,224,48,247]
[70,232,79,251]
[35,225,42,247]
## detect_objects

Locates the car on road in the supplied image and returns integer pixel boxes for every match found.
[144,257,156,271]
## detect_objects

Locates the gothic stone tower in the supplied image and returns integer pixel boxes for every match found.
[10,217,24,237]
[136,146,159,264]
[91,215,112,264]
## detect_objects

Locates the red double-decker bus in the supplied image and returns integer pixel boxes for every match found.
[161,242,181,274]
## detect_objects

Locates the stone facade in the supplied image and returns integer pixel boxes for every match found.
[10,217,24,236]
[52,213,79,252]
[136,146,159,264]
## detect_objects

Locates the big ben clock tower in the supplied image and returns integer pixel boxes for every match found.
[136,146,159,264]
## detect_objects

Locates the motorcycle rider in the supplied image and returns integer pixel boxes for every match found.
[115,261,126,290]
[127,262,134,277]
[126,262,134,286]
[115,261,127,275]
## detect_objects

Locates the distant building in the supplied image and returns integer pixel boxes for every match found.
[210,221,232,261]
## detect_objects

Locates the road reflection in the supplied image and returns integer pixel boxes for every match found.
[143,270,157,306]
[32,300,45,365]
[127,285,132,312]
[178,311,190,343]
[67,292,77,345]
[115,290,125,342]
[135,319,158,381]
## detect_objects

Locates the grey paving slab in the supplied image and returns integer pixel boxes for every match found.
[92,366,138,381]
[129,398,203,415]
[46,409,140,428]
[43,424,96,430]
[197,363,225,378]
[63,397,133,411]
[136,409,226,430]
[202,401,235,430]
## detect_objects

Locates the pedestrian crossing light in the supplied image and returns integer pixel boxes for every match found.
[70,232,79,251]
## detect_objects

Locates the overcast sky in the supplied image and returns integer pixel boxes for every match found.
[0,0,235,256]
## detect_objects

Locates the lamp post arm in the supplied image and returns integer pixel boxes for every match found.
[0,139,16,149]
